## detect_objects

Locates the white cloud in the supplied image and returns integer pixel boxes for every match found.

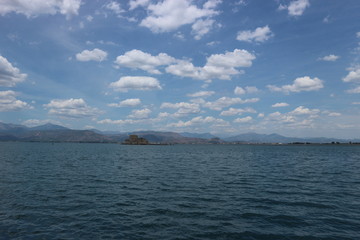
[206,41,220,46]
[98,118,140,125]
[22,119,62,127]
[203,97,259,111]
[233,116,252,123]
[272,102,289,107]
[290,106,320,115]
[108,98,141,107]
[139,0,220,33]
[264,106,334,130]
[166,49,255,81]
[166,60,204,79]
[115,48,255,82]
[115,49,176,74]
[109,76,162,92]
[192,18,215,40]
[187,91,215,98]
[105,1,125,15]
[267,111,296,124]
[161,102,201,117]
[0,0,81,18]
[44,98,100,118]
[234,86,245,95]
[352,102,360,105]
[357,32,360,38]
[346,86,360,94]
[76,48,108,62]
[234,86,259,95]
[129,0,151,10]
[167,116,229,128]
[245,86,260,93]
[323,15,330,23]
[0,56,27,87]
[173,32,185,40]
[343,68,360,83]
[279,0,310,16]
[0,90,31,112]
[319,54,339,62]
[128,108,151,119]
[236,25,273,43]
[220,107,256,116]
[268,76,324,93]
[328,112,342,117]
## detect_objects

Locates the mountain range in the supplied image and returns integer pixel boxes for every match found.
[0,122,358,144]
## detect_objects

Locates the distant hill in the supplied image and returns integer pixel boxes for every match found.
[224,132,357,144]
[0,122,113,143]
[179,132,218,139]
[0,122,359,144]
[29,123,70,131]
[20,130,113,142]
[0,122,28,134]
[225,132,291,143]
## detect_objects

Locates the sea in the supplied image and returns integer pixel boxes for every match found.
[0,142,359,240]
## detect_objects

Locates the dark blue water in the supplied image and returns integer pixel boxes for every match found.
[0,143,360,239]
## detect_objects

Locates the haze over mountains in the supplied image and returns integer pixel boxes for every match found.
[0,122,358,144]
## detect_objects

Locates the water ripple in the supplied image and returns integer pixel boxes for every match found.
[0,143,360,239]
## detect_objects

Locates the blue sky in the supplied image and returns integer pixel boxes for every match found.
[1,0,360,138]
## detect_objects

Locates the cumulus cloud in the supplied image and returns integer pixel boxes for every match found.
[129,0,151,10]
[343,68,360,83]
[98,118,140,125]
[115,49,176,74]
[290,106,320,115]
[105,1,125,15]
[264,105,324,129]
[272,102,289,107]
[0,56,27,87]
[346,86,360,94]
[234,86,259,95]
[279,0,310,16]
[166,49,255,81]
[161,102,201,117]
[109,76,162,92]
[322,111,341,117]
[127,108,151,119]
[108,98,141,107]
[76,48,108,62]
[139,0,220,33]
[0,0,82,18]
[192,18,215,40]
[234,86,246,95]
[319,54,339,62]
[203,97,259,111]
[220,107,256,116]
[44,98,100,118]
[237,25,273,43]
[167,116,229,128]
[187,91,215,98]
[115,48,256,81]
[245,86,260,93]
[0,90,31,112]
[233,116,252,123]
[267,76,324,93]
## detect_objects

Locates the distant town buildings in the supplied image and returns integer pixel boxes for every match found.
[122,135,149,145]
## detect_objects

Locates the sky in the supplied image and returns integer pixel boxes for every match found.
[0,0,360,138]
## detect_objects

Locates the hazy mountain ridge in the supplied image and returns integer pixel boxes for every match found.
[0,122,358,144]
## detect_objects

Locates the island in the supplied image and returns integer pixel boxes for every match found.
[122,135,149,145]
